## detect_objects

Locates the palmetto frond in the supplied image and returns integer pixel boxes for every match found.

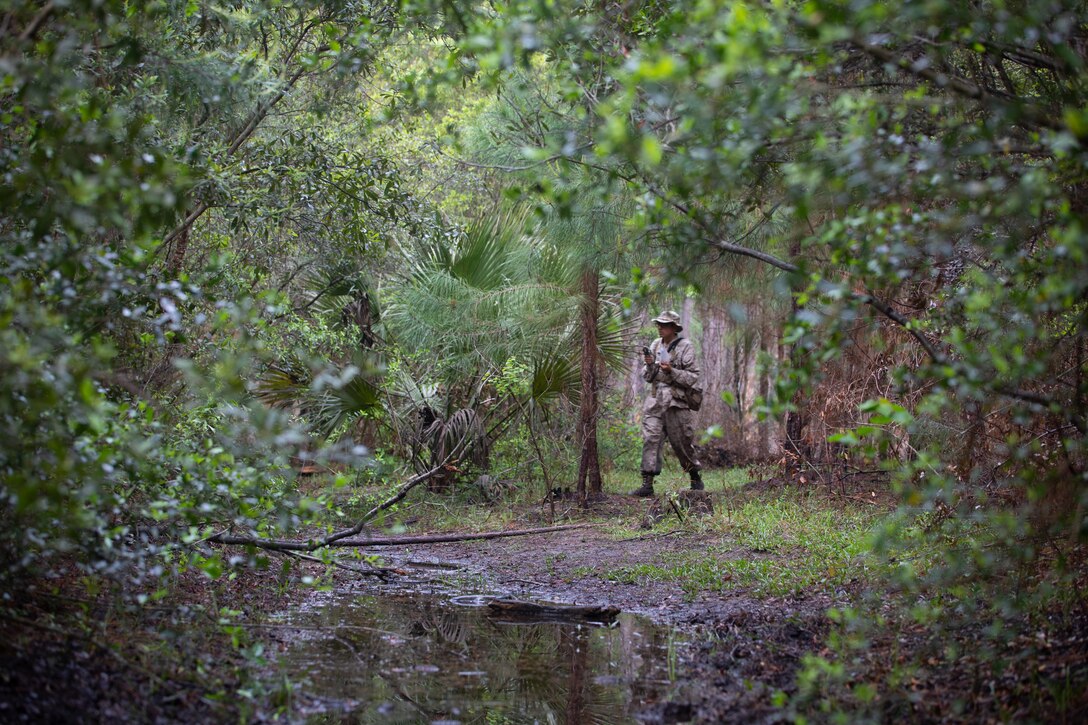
[253,357,311,409]
[596,306,638,373]
[414,208,536,289]
[254,354,381,439]
[300,262,371,317]
[310,370,382,439]
[385,367,442,412]
[386,211,583,384]
[531,355,580,405]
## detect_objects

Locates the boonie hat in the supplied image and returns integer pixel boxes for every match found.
[652,310,683,331]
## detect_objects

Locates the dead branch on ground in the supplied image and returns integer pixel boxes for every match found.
[329,523,595,547]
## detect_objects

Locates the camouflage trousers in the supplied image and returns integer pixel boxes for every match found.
[640,406,701,475]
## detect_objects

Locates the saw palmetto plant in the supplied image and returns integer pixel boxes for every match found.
[384,209,634,446]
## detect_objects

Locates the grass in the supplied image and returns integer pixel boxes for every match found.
[600,464,752,495]
[315,462,914,599]
[601,478,894,598]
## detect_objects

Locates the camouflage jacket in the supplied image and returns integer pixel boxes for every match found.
[642,336,701,414]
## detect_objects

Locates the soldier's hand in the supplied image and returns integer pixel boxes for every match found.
[659,362,672,372]
[643,352,653,365]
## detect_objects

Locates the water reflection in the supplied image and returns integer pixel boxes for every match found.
[279,592,684,724]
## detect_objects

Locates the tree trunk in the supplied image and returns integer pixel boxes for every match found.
[575,267,602,502]
[680,295,694,332]
[623,306,648,410]
[736,333,754,457]
[697,300,728,435]
[784,240,808,460]
[165,223,190,277]
[758,317,771,456]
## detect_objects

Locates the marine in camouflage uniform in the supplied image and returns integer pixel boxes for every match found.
[631,311,703,497]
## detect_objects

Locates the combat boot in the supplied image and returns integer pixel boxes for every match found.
[689,470,704,491]
[630,473,655,497]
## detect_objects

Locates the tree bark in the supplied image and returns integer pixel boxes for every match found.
[758,316,772,456]
[487,598,619,621]
[697,300,729,436]
[784,305,809,459]
[165,223,190,277]
[680,296,694,332]
[575,267,603,502]
[623,306,648,410]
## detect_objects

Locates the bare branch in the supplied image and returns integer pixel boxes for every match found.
[18,1,54,42]
[275,549,399,578]
[160,36,331,256]
[854,40,1063,132]
[207,463,449,552]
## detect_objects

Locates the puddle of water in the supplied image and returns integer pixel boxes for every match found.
[278,591,686,724]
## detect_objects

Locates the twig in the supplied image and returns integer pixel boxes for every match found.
[18,1,54,42]
[159,36,332,260]
[841,494,882,506]
[667,497,686,523]
[854,39,1062,132]
[622,529,683,542]
[504,578,551,588]
[191,527,229,545]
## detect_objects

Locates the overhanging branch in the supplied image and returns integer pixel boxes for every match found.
[160,37,332,263]
[854,40,1063,133]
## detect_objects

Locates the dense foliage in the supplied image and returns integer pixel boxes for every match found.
[0,0,421,583]
[2,0,1086,719]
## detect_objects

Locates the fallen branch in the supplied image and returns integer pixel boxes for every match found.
[331,523,595,547]
[276,549,401,578]
[622,529,683,542]
[207,463,449,552]
[841,494,882,506]
[503,577,551,589]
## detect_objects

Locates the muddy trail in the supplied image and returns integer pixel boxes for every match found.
[6,488,1083,723]
[267,494,837,724]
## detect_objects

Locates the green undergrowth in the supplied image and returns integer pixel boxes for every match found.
[321,463,914,599]
[607,490,892,598]
[364,466,755,534]
[601,464,754,496]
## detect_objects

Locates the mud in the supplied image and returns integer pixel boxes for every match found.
[316,495,837,723]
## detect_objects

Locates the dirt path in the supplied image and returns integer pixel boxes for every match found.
[413,526,795,624]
